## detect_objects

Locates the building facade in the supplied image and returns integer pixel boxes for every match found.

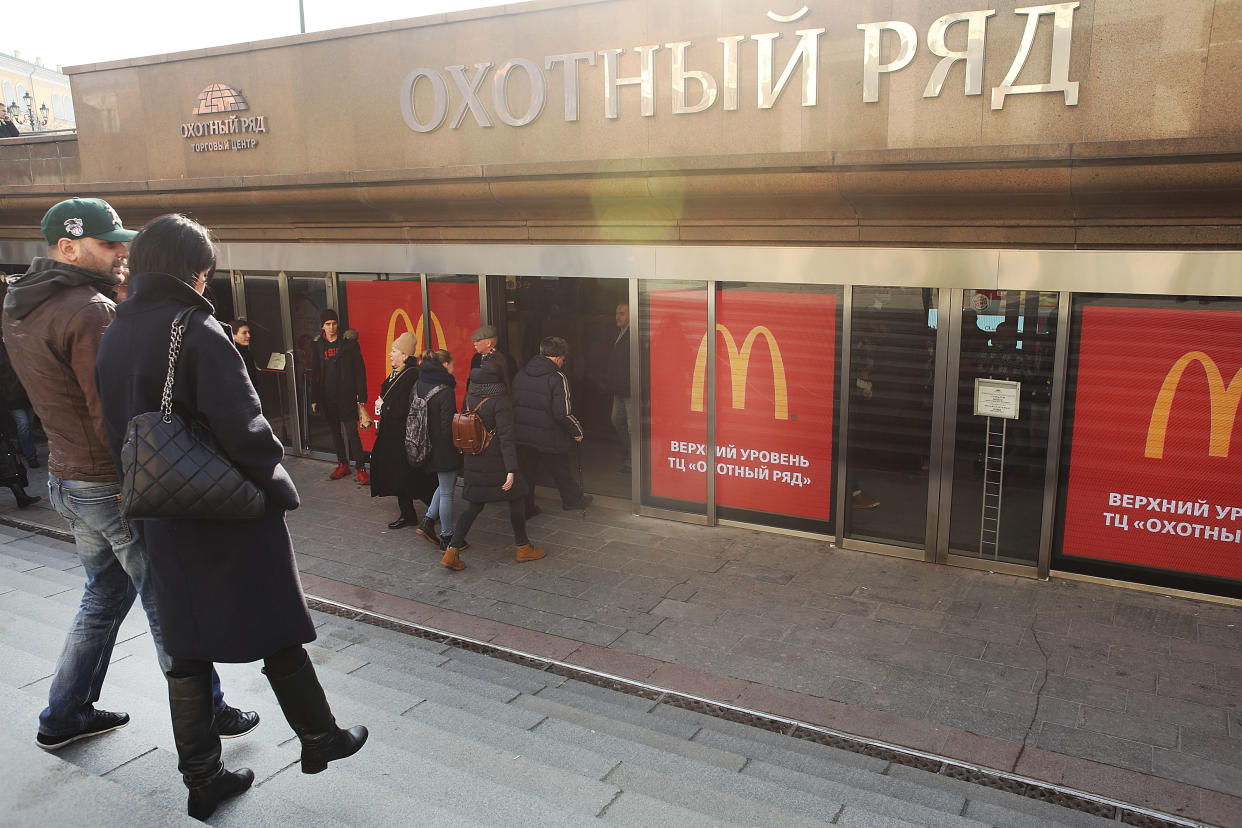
[0,50,74,132]
[2,0,1241,598]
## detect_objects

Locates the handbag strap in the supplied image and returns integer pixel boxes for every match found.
[160,307,198,424]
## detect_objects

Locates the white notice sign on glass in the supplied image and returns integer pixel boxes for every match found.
[974,378,1021,419]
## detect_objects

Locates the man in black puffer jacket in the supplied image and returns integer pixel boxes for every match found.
[513,336,592,515]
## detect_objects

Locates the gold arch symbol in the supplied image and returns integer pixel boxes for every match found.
[385,308,448,364]
[1145,350,1242,459]
[690,324,788,419]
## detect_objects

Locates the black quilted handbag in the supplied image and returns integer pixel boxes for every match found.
[119,307,266,520]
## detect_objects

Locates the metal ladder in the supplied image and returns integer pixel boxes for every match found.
[979,416,1007,559]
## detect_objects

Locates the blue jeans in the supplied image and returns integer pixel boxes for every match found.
[9,407,36,465]
[424,470,457,536]
[39,475,224,738]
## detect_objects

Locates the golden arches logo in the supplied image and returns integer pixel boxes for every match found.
[1145,351,1242,459]
[385,309,448,361]
[690,324,788,419]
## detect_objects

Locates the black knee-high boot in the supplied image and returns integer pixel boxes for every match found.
[167,671,254,820]
[263,650,367,774]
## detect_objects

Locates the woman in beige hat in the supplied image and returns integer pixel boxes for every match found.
[368,331,436,528]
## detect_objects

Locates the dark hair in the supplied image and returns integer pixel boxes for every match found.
[128,214,216,288]
[232,318,250,330]
[539,336,569,358]
[420,348,452,365]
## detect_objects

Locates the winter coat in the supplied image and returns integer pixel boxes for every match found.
[309,330,366,422]
[606,325,630,397]
[368,356,436,503]
[415,360,462,474]
[0,339,31,410]
[513,355,583,455]
[95,271,314,663]
[2,257,123,482]
[461,356,527,503]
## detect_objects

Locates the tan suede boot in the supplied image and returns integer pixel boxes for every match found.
[515,543,546,563]
[440,547,466,571]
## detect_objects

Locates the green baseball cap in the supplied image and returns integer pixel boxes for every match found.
[41,198,137,244]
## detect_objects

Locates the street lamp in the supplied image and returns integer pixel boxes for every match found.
[8,92,50,131]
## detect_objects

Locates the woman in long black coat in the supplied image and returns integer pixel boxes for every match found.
[95,215,366,821]
[368,332,435,529]
[441,353,544,570]
[413,348,462,549]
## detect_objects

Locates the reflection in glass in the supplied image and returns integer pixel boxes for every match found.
[949,289,1058,564]
[845,287,937,548]
[241,274,294,446]
[501,275,628,500]
[641,281,707,515]
[288,276,331,455]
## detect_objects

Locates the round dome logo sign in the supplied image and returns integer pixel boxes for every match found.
[181,84,268,152]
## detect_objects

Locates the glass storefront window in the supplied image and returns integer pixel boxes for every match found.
[714,283,840,534]
[948,289,1058,565]
[641,280,708,516]
[844,287,938,549]
[1056,295,1242,598]
[241,272,297,447]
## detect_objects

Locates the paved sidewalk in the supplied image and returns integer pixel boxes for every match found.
[5,453,1242,825]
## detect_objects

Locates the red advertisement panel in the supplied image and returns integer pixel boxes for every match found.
[648,289,836,520]
[343,281,422,451]
[1062,306,1242,582]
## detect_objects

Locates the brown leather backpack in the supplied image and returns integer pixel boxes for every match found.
[451,396,497,455]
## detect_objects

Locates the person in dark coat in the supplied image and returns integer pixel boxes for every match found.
[368,331,435,529]
[513,336,591,514]
[309,309,369,483]
[94,214,366,821]
[230,318,261,396]
[413,348,462,550]
[605,302,633,473]
[440,352,544,571]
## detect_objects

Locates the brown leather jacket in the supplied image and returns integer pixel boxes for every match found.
[2,259,120,482]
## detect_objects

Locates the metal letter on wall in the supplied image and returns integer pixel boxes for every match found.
[447,62,495,128]
[858,21,918,103]
[545,52,597,122]
[668,41,718,114]
[991,2,1080,109]
[492,58,547,126]
[924,9,996,98]
[718,36,745,111]
[752,28,825,108]
[399,69,448,133]
[600,45,661,118]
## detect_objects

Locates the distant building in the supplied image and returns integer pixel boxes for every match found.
[1,50,74,132]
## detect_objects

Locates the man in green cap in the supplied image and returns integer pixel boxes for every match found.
[3,198,258,751]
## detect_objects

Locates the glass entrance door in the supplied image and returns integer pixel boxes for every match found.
[937,289,1061,569]
[238,272,305,449]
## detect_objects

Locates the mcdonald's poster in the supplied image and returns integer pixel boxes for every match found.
[648,289,835,520]
[342,281,480,443]
[1062,305,1242,583]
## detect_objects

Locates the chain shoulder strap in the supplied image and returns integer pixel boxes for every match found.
[160,308,198,423]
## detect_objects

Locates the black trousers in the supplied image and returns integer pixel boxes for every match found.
[168,644,304,679]
[518,446,583,510]
[324,406,365,466]
[449,498,528,548]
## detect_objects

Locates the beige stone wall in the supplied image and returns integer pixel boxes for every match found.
[65,0,1242,186]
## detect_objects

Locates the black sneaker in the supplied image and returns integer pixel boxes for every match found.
[36,709,130,750]
[213,705,260,739]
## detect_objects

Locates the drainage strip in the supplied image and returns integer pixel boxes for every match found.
[306,595,1209,828]
[1,512,1207,828]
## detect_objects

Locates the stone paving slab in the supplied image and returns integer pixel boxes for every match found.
[9,454,1242,825]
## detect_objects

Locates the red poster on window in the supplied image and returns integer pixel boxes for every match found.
[648,289,835,521]
[1062,306,1242,583]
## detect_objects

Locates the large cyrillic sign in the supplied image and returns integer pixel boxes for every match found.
[399,3,1080,133]
[648,288,835,521]
[1061,306,1242,584]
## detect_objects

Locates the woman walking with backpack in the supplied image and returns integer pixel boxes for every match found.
[368,333,435,529]
[440,351,544,570]
[413,348,461,550]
